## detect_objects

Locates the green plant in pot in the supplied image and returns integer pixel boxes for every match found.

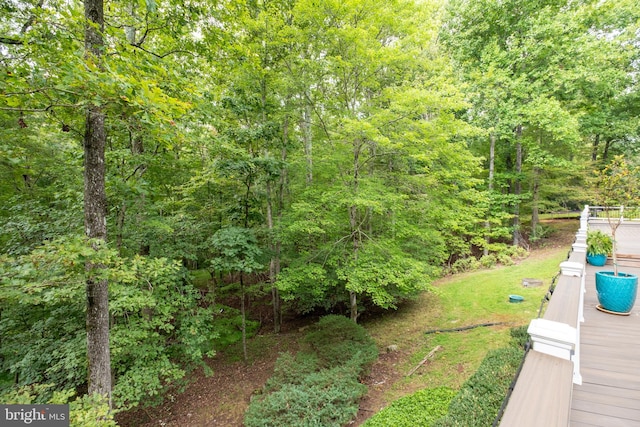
[592,155,640,314]
[586,230,612,267]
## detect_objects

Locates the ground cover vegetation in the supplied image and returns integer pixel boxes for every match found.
[114,220,570,425]
[364,327,527,427]
[355,231,569,426]
[1,0,639,423]
[244,315,378,427]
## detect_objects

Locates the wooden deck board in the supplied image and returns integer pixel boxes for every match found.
[545,275,581,325]
[572,388,640,410]
[572,398,640,422]
[570,224,640,426]
[571,410,640,427]
[499,351,574,427]
[573,382,640,400]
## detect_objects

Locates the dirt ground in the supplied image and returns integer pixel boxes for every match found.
[116,218,578,427]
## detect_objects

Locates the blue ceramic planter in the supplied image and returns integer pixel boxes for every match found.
[595,271,638,313]
[587,254,607,266]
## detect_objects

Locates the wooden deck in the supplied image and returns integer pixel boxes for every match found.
[499,216,640,426]
[571,221,640,426]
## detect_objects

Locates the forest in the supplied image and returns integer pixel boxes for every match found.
[1,0,639,424]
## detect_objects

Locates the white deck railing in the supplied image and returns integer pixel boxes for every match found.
[587,205,640,222]
[499,206,590,426]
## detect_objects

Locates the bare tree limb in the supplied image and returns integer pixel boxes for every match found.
[406,345,443,377]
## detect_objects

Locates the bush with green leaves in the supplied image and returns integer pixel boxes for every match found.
[209,306,260,348]
[433,346,523,427]
[0,237,219,410]
[449,245,528,275]
[303,315,379,369]
[365,326,526,427]
[264,352,320,388]
[363,386,457,427]
[496,252,515,266]
[509,325,530,349]
[451,256,481,273]
[479,254,497,268]
[0,385,116,427]
[245,359,367,427]
[244,315,378,427]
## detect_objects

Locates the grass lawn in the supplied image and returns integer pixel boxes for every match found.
[362,242,570,404]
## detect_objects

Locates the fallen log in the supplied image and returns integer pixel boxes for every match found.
[424,322,506,335]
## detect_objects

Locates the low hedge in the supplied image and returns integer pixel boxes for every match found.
[303,314,379,369]
[433,346,523,427]
[365,326,526,427]
[244,315,378,427]
[363,386,456,427]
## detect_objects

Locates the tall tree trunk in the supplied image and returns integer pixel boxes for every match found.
[603,138,612,162]
[591,134,600,162]
[349,204,359,322]
[266,179,281,333]
[271,121,288,332]
[302,103,313,184]
[268,115,290,333]
[240,273,247,363]
[349,140,362,322]
[84,0,111,402]
[484,132,496,256]
[531,167,540,239]
[512,125,523,247]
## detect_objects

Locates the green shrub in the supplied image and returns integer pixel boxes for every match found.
[0,385,117,427]
[245,360,367,427]
[363,386,456,427]
[433,347,523,427]
[264,352,320,390]
[509,325,530,349]
[0,238,218,411]
[586,230,613,256]
[303,315,378,369]
[209,307,260,348]
[451,257,480,274]
[245,315,378,427]
[496,252,515,266]
[479,254,497,268]
[503,245,528,259]
[530,223,553,242]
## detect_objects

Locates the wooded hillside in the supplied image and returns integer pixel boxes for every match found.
[1,0,639,420]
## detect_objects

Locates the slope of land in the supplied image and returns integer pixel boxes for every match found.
[117,219,577,426]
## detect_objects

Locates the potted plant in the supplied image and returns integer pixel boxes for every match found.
[586,230,612,266]
[592,155,640,314]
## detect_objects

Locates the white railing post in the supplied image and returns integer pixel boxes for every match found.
[528,319,576,360]
[536,254,584,385]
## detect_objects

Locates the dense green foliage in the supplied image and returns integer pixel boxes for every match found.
[0,238,218,409]
[586,230,613,256]
[1,0,640,417]
[365,326,527,427]
[244,315,378,426]
[363,387,457,427]
[433,346,523,426]
[302,314,380,369]
[0,385,116,427]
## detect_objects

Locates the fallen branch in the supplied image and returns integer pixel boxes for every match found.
[406,345,442,377]
[424,322,506,335]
